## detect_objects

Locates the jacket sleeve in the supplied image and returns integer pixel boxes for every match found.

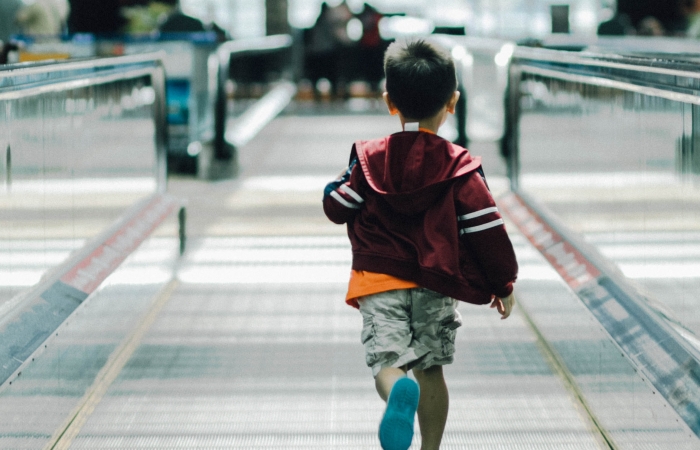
[323,158,365,224]
[455,169,518,298]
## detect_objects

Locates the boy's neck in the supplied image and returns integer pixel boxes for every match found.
[399,108,448,134]
[403,122,435,134]
[401,116,441,134]
[383,91,458,135]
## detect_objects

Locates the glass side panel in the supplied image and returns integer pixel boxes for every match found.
[0,75,159,304]
[517,72,700,341]
[467,51,508,141]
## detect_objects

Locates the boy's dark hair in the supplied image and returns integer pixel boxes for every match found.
[383,40,457,120]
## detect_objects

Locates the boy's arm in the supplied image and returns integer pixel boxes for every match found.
[456,170,518,298]
[323,158,364,224]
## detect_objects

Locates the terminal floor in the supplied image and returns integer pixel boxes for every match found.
[0,103,696,448]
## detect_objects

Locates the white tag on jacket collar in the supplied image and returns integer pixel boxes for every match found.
[404,122,419,131]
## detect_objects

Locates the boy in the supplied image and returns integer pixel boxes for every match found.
[322,40,518,450]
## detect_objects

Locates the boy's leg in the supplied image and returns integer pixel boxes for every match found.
[412,365,448,450]
[407,289,459,449]
[375,366,407,401]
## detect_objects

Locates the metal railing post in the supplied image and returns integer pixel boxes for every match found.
[503,62,522,192]
[455,85,468,148]
[212,34,293,162]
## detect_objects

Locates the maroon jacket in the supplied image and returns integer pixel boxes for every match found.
[323,131,517,305]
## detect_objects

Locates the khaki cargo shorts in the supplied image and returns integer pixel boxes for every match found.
[357,288,462,377]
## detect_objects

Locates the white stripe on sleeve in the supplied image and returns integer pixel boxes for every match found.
[339,184,364,203]
[460,218,504,235]
[330,190,360,209]
[458,206,499,221]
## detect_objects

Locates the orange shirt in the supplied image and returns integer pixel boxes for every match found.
[345,270,420,308]
[345,127,434,307]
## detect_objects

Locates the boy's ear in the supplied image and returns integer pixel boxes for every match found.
[446,91,460,114]
[383,92,399,116]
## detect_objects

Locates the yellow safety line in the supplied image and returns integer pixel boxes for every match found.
[517,301,618,450]
[45,278,180,450]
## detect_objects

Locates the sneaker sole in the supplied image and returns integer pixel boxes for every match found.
[379,378,420,450]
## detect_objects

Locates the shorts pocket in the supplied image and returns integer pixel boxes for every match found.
[439,307,463,331]
[438,303,459,357]
[361,315,375,346]
[361,315,384,367]
[439,326,457,357]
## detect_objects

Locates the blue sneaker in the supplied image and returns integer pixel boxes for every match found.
[379,377,420,450]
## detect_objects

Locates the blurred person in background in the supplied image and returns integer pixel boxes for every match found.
[157,0,229,41]
[328,1,353,97]
[305,2,335,97]
[616,0,688,35]
[356,3,387,94]
[157,0,206,33]
[15,0,69,36]
[597,12,635,35]
[305,1,353,100]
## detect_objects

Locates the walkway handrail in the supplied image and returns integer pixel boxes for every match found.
[515,46,700,77]
[0,54,184,388]
[505,46,700,190]
[503,46,700,438]
[1,53,169,191]
[1,51,166,78]
[213,34,293,160]
[434,35,700,175]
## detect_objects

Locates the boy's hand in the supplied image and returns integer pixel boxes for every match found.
[490,293,515,320]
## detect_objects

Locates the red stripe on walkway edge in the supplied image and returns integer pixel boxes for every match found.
[61,195,178,295]
[499,192,599,290]
[498,191,700,438]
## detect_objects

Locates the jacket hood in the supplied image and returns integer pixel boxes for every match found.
[355,132,481,215]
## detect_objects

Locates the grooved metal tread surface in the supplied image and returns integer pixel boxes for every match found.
[60,234,602,449]
[0,236,605,449]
